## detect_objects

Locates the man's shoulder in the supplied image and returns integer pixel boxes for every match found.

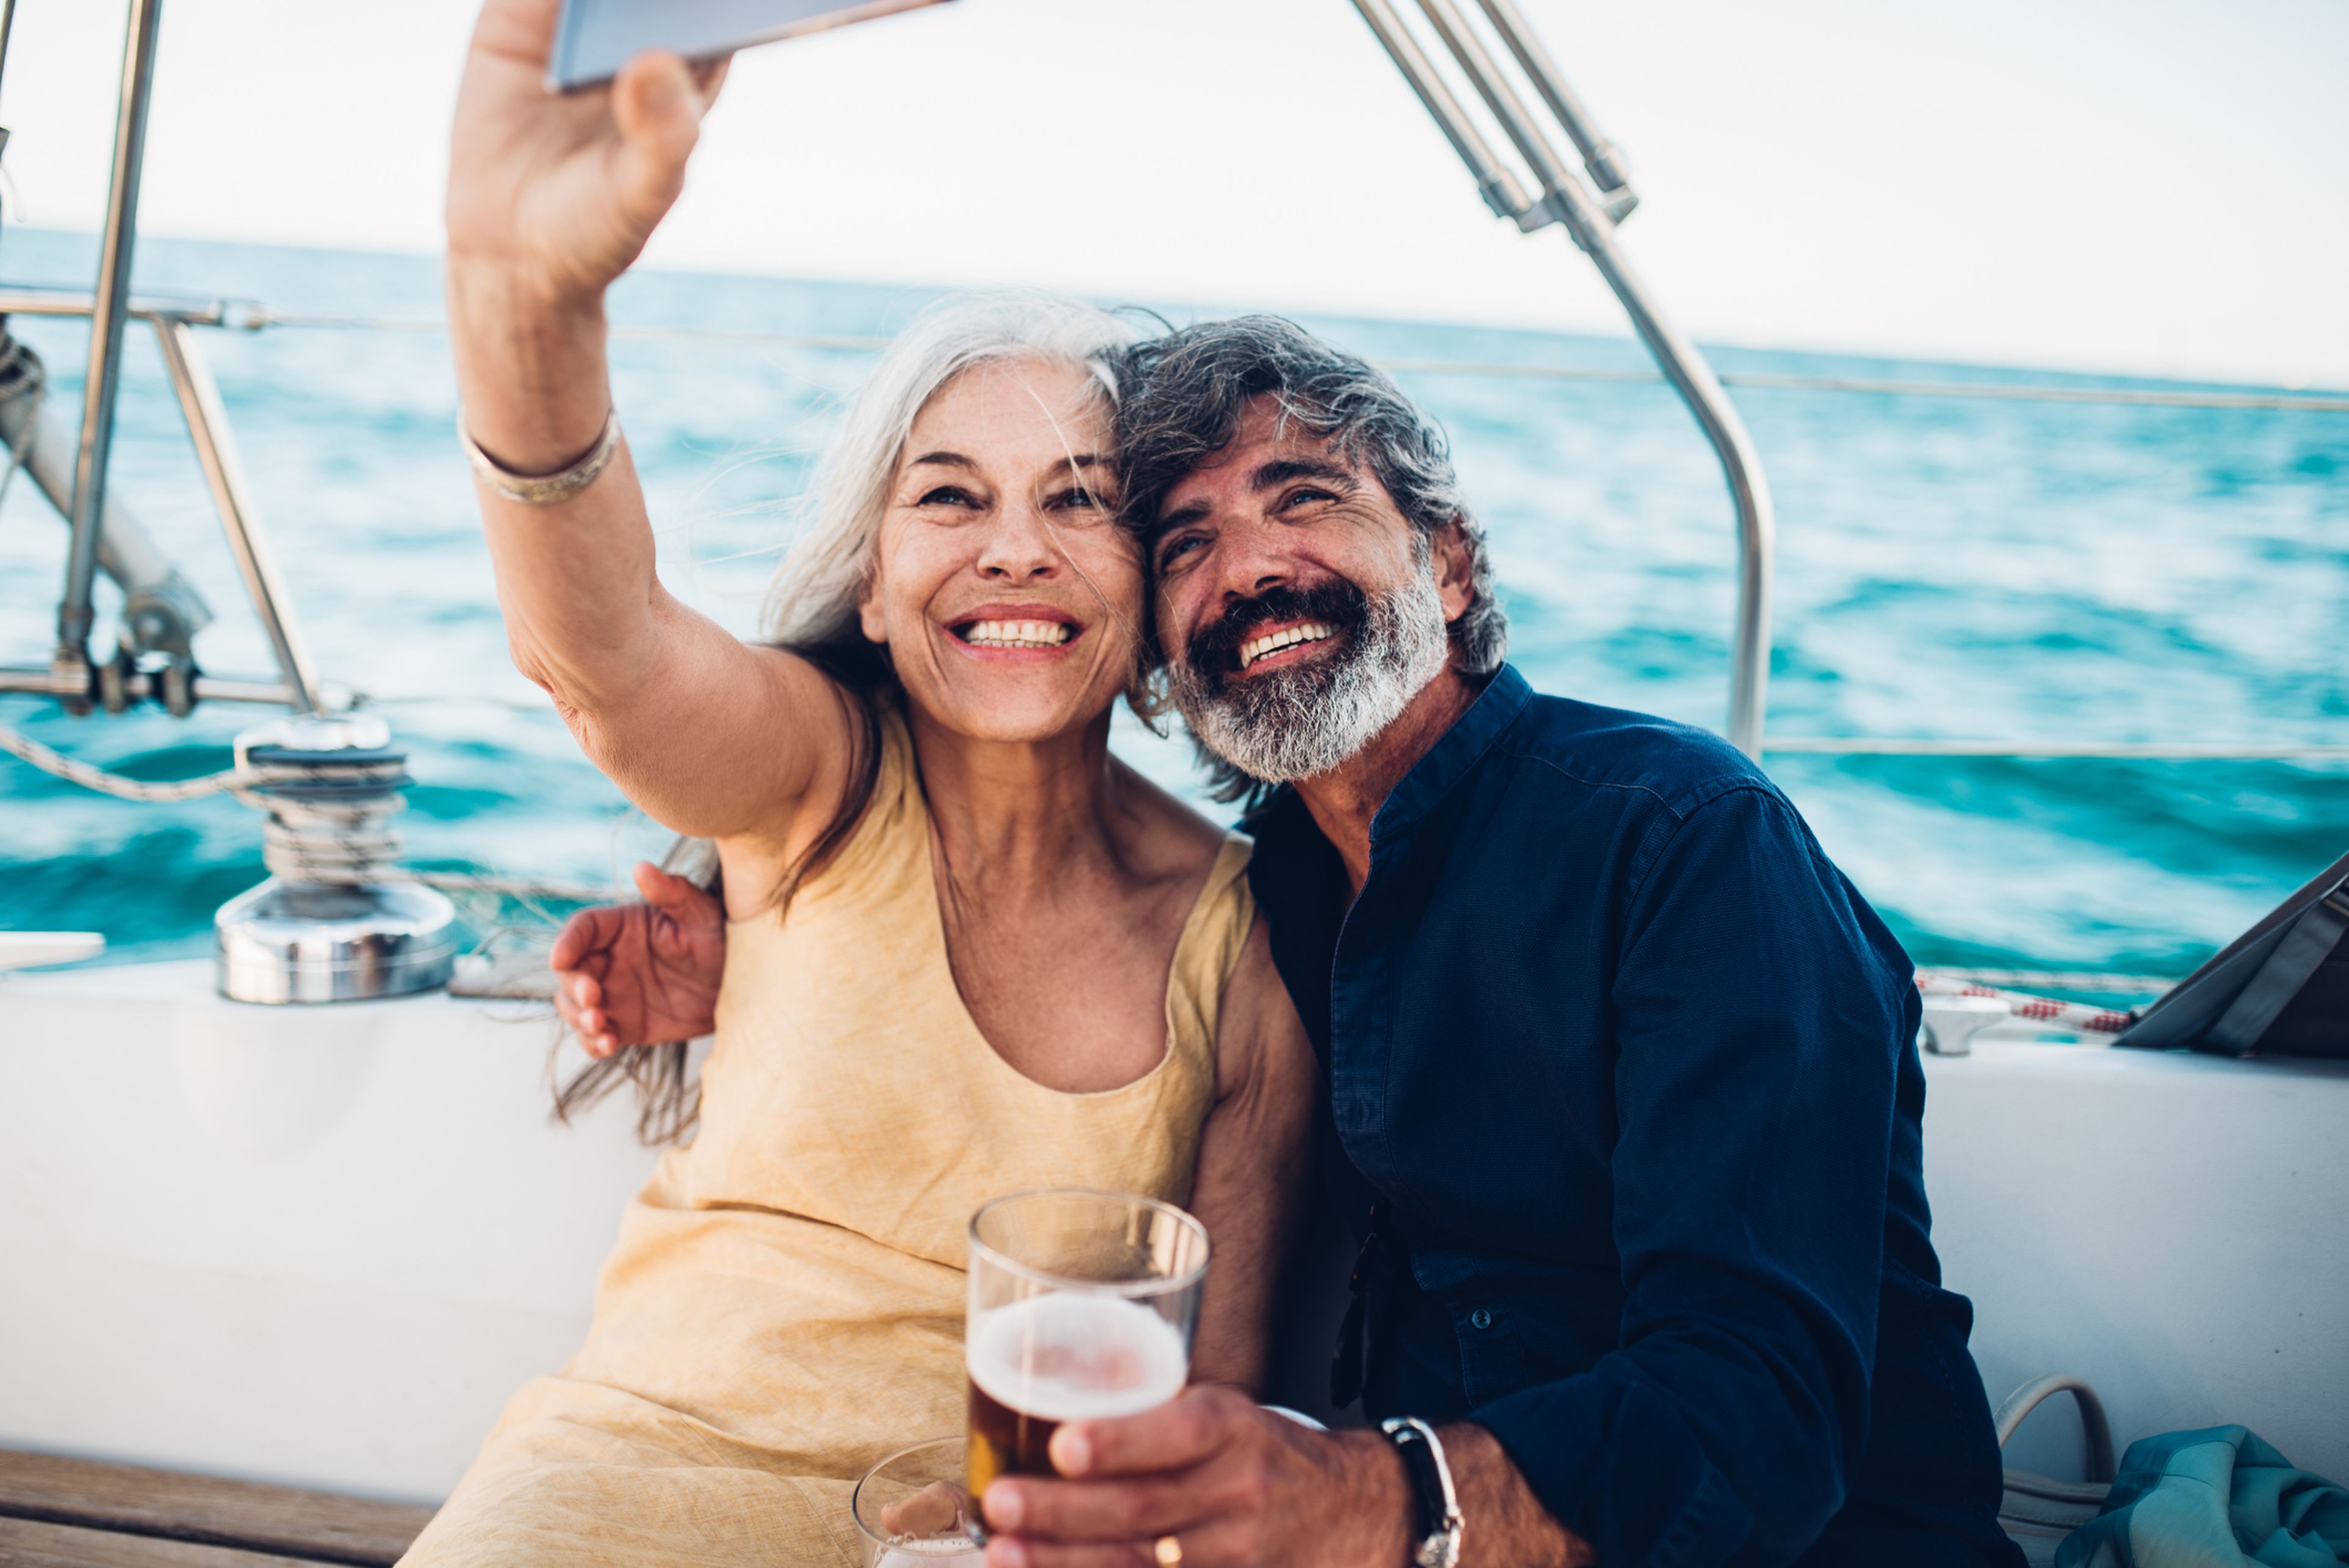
[1492,686,1776,823]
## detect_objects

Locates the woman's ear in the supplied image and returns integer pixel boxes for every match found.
[855,576,888,645]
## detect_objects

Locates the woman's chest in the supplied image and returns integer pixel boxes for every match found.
[938,890,1183,1093]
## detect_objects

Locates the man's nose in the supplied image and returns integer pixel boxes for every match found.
[1212,520,1294,603]
[975,498,1059,581]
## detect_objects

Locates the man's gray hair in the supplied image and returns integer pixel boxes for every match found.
[1118,314,1508,678]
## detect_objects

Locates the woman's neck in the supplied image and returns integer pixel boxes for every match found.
[905,706,1127,888]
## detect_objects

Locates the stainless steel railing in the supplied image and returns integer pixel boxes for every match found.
[0,284,321,714]
[0,0,2336,763]
[1348,0,1776,757]
[56,0,161,701]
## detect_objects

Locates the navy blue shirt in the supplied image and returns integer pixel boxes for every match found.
[1244,665,2022,1568]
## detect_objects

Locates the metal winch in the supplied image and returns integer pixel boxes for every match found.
[213,716,456,1004]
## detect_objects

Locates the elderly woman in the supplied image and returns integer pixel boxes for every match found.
[405,4,1316,1563]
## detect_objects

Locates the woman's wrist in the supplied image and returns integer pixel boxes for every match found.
[447,259,614,473]
[445,249,605,323]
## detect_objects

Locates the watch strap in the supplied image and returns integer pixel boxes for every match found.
[1379,1417,1464,1568]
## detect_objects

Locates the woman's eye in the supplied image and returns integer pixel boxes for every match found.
[1049,487,1102,512]
[917,486,976,508]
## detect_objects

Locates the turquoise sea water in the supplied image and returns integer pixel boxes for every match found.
[1,229,2343,985]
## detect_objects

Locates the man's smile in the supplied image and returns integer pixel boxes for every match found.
[1236,621,1337,671]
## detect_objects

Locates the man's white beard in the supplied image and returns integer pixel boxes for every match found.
[1175,563,1452,785]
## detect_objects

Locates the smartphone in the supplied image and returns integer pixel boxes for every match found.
[547,0,958,91]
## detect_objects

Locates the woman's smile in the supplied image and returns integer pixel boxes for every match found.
[945,602,1086,660]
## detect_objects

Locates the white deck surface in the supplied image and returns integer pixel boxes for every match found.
[2,960,2343,1503]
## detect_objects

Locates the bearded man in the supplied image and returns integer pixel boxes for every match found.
[550,317,2024,1568]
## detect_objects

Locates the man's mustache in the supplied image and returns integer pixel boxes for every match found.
[1182,581,1369,681]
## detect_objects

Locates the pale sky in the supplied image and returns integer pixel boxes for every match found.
[3,0,2345,385]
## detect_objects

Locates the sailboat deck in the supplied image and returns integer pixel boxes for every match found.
[0,1450,430,1567]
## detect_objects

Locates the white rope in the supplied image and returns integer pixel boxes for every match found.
[0,719,252,801]
[1,719,609,903]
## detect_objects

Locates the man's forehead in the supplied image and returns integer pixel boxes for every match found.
[1162,399,1363,503]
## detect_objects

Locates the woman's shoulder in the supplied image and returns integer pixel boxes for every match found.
[1109,757,1247,887]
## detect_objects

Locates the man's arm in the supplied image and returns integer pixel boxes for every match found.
[1460,783,1903,1567]
[987,782,1907,1568]
[979,1391,1592,1568]
[550,861,724,1054]
[1436,1426,1596,1568]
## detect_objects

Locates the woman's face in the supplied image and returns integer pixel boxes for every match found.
[857,358,1142,745]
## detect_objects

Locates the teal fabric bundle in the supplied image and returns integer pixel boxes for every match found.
[2059,1427,2349,1567]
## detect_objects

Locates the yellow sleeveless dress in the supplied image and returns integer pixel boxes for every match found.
[403,711,1255,1567]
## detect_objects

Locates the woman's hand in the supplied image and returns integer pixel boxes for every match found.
[447,0,729,312]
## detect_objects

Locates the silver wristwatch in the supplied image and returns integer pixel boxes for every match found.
[1379,1417,1464,1568]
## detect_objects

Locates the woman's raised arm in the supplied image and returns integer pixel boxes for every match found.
[445,0,850,848]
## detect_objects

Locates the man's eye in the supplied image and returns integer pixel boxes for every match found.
[1158,535,1204,566]
[1278,487,1337,511]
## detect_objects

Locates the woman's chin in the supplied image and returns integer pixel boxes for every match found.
[908,684,1115,749]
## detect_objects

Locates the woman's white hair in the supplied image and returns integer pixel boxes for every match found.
[562,293,1143,1147]
[759,290,1139,651]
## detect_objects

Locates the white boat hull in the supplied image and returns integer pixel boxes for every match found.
[3,961,2344,1503]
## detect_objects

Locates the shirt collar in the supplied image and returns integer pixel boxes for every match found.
[1370,662,1533,845]
[1243,663,1534,862]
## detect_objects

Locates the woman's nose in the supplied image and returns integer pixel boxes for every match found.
[974,500,1059,580]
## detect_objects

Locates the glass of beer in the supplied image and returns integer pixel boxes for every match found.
[965,1188,1210,1511]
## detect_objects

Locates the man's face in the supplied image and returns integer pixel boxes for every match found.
[1150,396,1475,782]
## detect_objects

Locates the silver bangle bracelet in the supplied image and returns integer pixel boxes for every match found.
[458,407,621,506]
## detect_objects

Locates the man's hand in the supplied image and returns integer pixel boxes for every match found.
[551,860,724,1056]
[978,1386,1413,1568]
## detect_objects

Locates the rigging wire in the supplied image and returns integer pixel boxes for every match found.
[380,309,2328,412]
[1764,737,2349,760]
[21,295,2332,414]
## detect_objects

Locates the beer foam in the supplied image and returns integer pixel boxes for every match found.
[967,1292,1188,1423]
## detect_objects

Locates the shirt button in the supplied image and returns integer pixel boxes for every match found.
[1470,1308,1493,1331]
